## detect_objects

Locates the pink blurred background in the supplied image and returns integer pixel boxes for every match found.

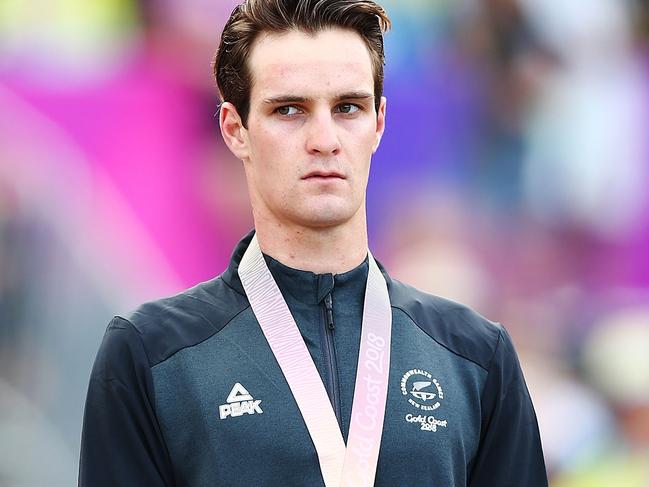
[0,0,648,485]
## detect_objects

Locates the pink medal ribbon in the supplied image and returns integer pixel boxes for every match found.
[239,234,392,487]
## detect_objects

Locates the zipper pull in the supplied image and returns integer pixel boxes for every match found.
[324,293,335,330]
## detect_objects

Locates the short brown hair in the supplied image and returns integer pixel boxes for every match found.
[213,0,391,127]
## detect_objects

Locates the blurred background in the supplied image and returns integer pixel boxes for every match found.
[1,0,648,485]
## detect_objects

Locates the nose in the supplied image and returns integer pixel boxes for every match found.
[305,111,341,156]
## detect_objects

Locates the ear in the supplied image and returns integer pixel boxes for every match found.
[372,96,387,153]
[219,101,250,161]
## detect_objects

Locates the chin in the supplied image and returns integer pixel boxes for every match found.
[291,205,357,229]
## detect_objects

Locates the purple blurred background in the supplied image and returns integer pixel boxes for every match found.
[1,0,648,485]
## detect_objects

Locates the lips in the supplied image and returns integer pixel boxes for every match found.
[302,171,345,180]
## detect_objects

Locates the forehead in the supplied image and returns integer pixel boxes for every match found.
[247,28,375,101]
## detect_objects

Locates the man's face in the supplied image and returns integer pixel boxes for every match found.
[222,28,386,230]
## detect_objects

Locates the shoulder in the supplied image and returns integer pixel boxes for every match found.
[387,277,503,371]
[116,276,250,368]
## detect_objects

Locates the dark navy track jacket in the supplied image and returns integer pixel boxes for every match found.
[79,231,547,486]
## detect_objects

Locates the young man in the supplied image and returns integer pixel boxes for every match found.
[79,1,548,486]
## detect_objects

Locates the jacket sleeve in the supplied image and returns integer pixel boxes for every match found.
[79,316,175,486]
[468,326,548,486]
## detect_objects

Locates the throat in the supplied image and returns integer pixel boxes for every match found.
[254,225,368,275]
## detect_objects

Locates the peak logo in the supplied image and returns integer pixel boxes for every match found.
[219,383,263,420]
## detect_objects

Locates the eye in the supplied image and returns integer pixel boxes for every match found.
[275,105,301,116]
[335,103,361,114]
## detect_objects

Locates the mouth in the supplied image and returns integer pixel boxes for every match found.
[301,171,346,181]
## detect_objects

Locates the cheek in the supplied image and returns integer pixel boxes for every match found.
[341,119,377,151]
[348,130,376,171]
[249,129,279,172]
[248,130,302,191]
[250,122,298,160]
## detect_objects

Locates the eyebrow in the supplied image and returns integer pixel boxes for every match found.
[262,91,374,105]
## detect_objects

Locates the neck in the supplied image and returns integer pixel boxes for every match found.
[252,211,369,275]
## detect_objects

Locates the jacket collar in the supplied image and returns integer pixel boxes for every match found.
[221,229,392,304]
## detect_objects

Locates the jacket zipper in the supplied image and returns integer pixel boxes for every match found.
[322,292,342,428]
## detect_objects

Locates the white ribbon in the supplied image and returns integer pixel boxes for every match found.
[239,234,392,487]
